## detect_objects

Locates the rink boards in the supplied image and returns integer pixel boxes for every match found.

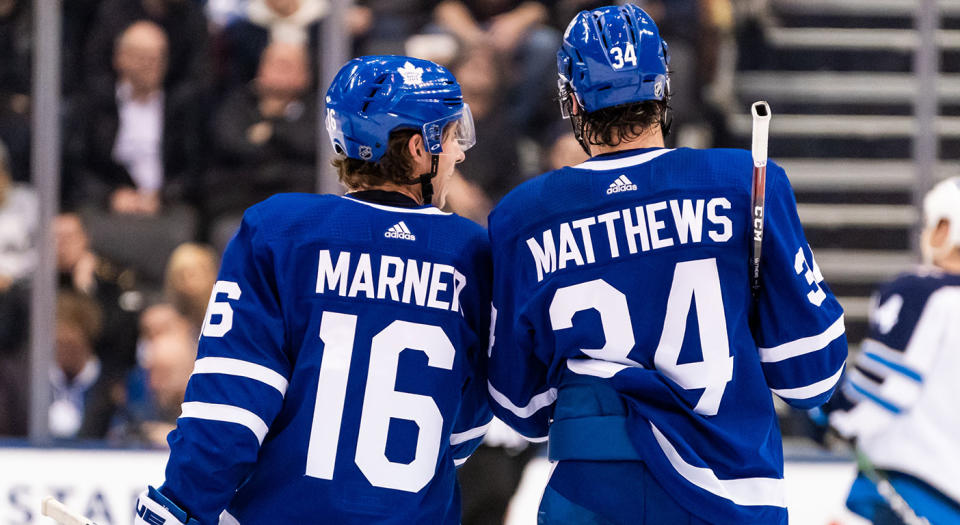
[0,445,869,525]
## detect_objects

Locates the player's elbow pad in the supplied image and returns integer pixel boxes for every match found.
[135,486,199,525]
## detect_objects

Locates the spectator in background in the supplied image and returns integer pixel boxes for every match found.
[641,0,734,147]
[220,0,327,89]
[117,301,194,443]
[140,302,196,344]
[62,0,106,94]
[206,41,316,251]
[355,0,430,56]
[219,0,374,90]
[0,139,36,354]
[433,0,560,139]
[83,0,210,91]
[0,0,31,107]
[452,48,521,204]
[163,242,218,332]
[549,0,608,30]
[0,11,31,186]
[69,21,204,214]
[113,327,196,448]
[0,139,32,437]
[49,291,117,439]
[55,213,139,372]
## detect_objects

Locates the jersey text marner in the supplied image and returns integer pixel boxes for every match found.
[316,249,468,314]
[526,197,734,282]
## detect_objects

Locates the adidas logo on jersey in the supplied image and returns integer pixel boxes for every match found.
[385,221,416,241]
[606,175,637,194]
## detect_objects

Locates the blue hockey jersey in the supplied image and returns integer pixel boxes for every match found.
[487,147,847,524]
[158,193,493,524]
[831,268,960,507]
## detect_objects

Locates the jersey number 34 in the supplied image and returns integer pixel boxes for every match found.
[550,258,733,416]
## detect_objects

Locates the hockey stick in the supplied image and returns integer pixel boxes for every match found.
[750,101,771,297]
[41,497,99,525]
[854,448,931,525]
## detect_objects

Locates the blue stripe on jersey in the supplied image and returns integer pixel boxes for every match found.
[192,357,289,395]
[450,416,493,464]
[761,342,845,388]
[849,381,902,414]
[768,364,844,408]
[180,402,270,444]
[184,373,284,424]
[863,351,923,382]
[757,316,845,363]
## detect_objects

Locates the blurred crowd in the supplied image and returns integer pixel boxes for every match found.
[0,0,754,462]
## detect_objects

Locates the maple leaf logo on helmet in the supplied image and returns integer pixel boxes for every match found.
[398,62,425,87]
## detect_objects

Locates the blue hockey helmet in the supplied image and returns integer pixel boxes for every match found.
[324,56,475,163]
[557,4,670,114]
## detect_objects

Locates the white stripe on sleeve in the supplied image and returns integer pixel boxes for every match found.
[450,421,493,446]
[180,402,270,445]
[192,357,289,396]
[770,364,845,400]
[650,423,786,508]
[454,457,469,467]
[758,316,845,363]
[488,382,557,419]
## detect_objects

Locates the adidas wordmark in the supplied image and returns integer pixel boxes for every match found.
[385,221,416,241]
[607,175,637,194]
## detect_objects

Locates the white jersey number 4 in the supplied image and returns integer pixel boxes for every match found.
[549,258,733,416]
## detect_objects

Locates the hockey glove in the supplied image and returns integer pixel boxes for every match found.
[135,486,200,525]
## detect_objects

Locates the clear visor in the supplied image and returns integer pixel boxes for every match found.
[422,103,476,155]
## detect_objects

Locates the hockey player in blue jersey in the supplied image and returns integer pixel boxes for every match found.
[133,56,493,525]
[485,5,848,524]
[828,178,960,524]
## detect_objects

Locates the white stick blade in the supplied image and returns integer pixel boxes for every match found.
[41,497,97,525]
[751,101,772,167]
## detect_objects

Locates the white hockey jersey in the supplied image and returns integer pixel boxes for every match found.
[831,267,960,504]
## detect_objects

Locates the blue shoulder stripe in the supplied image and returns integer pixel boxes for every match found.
[848,381,902,414]
[863,352,923,383]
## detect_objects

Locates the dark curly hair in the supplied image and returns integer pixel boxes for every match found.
[332,129,419,190]
[579,99,668,148]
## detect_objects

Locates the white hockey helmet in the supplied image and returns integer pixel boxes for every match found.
[923,176,960,248]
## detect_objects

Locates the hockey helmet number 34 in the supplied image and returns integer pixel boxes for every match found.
[325,56,476,163]
[557,4,670,115]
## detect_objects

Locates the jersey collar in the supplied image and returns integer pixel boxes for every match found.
[574,148,674,171]
[347,190,421,208]
[339,193,451,215]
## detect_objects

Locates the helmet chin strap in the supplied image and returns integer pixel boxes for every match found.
[563,94,592,156]
[415,154,440,205]
[659,101,673,136]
